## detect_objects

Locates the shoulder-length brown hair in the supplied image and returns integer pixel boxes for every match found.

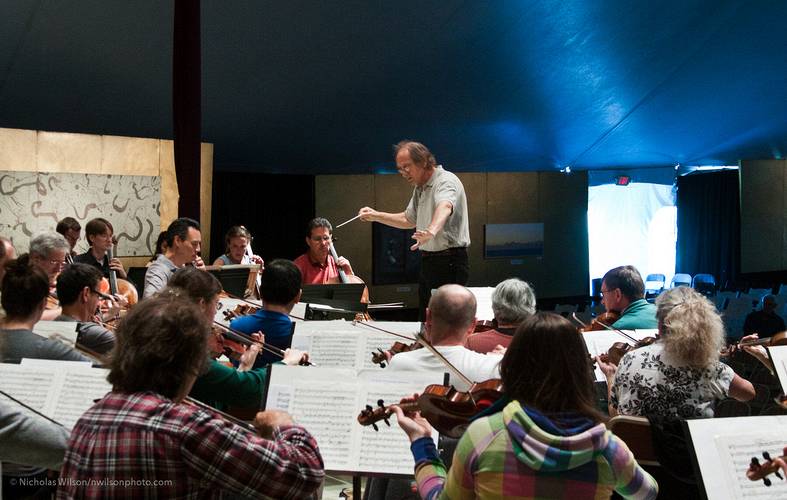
[108,294,209,398]
[499,312,605,423]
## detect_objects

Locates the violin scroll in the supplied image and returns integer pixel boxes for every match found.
[747,448,787,486]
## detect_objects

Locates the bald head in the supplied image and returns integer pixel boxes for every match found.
[427,284,477,343]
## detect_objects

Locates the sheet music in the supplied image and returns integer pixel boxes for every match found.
[467,287,495,321]
[32,320,79,345]
[290,320,421,372]
[582,329,658,382]
[266,366,441,475]
[767,345,787,395]
[0,361,110,430]
[716,433,787,498]
[686,416,787,500]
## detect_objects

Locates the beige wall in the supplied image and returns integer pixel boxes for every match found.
[0,127,213,268]
[316,171,588,304]
[740,159,787,272]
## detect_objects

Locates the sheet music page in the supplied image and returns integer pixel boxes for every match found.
[582,330,657,382]
[266,366,441,475]
[266,366,360,472]
[467,287,495,321]
[31,320,79,345]
[51,368,110,430]
[290,302,307,322]
[686,416,787,500]
[0,363,60,412]
[356,370,442,475]
[20,358,92,369]
[716,433,787,499]
[767,345,787,394]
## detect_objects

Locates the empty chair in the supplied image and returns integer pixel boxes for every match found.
[692,274,716,297]
[670,273,692,288]
[644,273,665,299]
[607,416,658,466]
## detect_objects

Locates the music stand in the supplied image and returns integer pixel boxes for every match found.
[206,265,253,298]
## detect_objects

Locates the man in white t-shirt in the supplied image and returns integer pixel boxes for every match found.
[385,284,502,390]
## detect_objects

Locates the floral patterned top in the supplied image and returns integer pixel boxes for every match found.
[610,342,734,418]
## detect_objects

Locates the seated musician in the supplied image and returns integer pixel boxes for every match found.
[167,267,307,410]
[28,232,70,320]
[0,255,90,363]
[386,284,502,390]
[230,259,301,369]
[465,278,535,353]
[601,265,657,330]
[392,312,658,499]
[53,263,116,355]
[213,225,264,268]
[293,217,353,284]
[143,217,204,298]
[57,294,324,499]
[73,217,127,279]
[600,287,767,418]
[0,236,16,320]
[1,399,70,498]
[55,216,81,264]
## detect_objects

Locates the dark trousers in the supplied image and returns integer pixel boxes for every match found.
[418,248,469,321]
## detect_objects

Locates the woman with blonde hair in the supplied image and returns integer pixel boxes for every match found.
[600,286,766,418]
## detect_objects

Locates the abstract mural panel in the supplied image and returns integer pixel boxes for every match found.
[0,171,160,257]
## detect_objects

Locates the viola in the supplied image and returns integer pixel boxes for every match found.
[597,336,657,365]
[358,379,504,438]
[747,448,787,487]
[371,340,422,368]
[212,321,314,366]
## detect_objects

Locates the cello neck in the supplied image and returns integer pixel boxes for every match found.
[328,240,348,283]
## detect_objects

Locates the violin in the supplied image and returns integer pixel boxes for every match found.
[212,321,314,366]
[597,336,657,365]
[582,310,621,332]
[747,448,787,487]
[222,303,260,322]
[371,340,422,368]
[358,379,504,438]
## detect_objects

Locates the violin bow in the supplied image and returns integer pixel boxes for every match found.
[352,321,477,395]
[591,320,640,344]
[0,389,65,428]
[184,396,256,431]
[212,321,315,366]
[571,312,589,329]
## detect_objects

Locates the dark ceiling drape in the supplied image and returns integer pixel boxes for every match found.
[676,170,740,289]
[173,0,201,219]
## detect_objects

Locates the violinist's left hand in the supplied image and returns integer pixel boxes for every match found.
[392,393,433,442]
[238,343,261,372]
[410,229,434,251]
[193,255,206,270]
[109,258,127,278]
[595,356,617,381]
[739,333,774,372]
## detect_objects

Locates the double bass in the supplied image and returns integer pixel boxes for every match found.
[327,238,370,320]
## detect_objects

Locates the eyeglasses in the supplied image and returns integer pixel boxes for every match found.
[310,236,332,242]
[600,287,618,296]
[48,259,66,267]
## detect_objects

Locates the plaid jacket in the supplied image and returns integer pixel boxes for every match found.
[57,391,324,499]
[410,400,657,499]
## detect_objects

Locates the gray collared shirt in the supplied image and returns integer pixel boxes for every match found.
[143,254,179,298]
[405,165,470,252]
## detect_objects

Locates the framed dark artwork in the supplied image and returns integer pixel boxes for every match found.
[373,223,421,285]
